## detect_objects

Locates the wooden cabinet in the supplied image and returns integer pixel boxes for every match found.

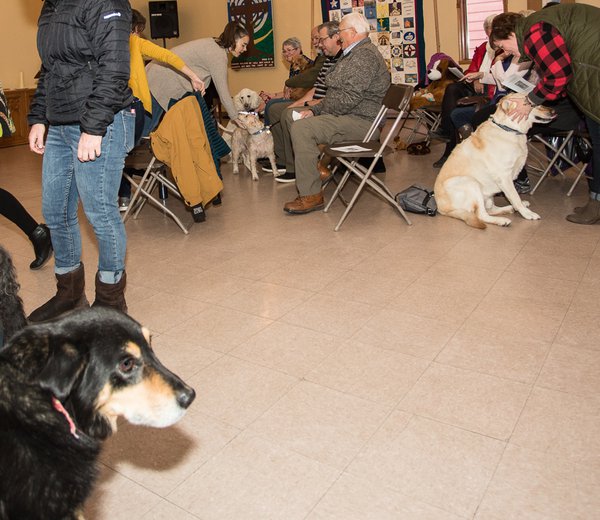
[0,88,36,148]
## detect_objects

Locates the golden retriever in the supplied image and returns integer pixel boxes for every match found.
[434,93,555,228]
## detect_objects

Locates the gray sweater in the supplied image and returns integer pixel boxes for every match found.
[312,38,390,121]
[146,38,237,119]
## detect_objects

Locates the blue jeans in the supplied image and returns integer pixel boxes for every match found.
[42,108,135,283]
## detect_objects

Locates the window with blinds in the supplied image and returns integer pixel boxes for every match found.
[458,0,506,60]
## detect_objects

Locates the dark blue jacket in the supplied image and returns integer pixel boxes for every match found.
[28,0,133,136]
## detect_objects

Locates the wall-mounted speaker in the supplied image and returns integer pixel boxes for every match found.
[149,1,179,40]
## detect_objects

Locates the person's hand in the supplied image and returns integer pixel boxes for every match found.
[77,132,102,162]
[462,71,483,83]
[29,124,46,155]
[191,76,205,95]
[259,91,273,103]
[473,79,484,94]
[283,86,292,100]
[299,110,313,119]
[507,97,533,122]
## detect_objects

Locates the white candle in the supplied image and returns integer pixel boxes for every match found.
[19,72,24,89]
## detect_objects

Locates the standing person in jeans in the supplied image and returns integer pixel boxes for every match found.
[490,5,600,225]
[27,0,135,321]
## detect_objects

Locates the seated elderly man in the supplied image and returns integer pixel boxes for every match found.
[283,13,391,214]
[263,20,343,181]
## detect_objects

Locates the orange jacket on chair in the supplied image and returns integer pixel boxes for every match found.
[150,96,223,207]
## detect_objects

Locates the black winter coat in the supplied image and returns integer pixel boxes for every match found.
[28,0,133,136]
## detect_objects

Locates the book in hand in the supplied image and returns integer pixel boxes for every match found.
[448,67,464,80]
[502,74,535,94]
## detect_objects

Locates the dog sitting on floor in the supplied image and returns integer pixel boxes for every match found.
[231,111,280,181]
[434,93,555,228]
[0,248,196,519]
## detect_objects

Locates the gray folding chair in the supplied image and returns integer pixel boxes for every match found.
[404,103,442,146]
[122,139,190,234]
[322,83,414,231]
[528,129,592,196]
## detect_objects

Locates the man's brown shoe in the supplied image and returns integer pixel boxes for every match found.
[318,162,332,184]
[283,193,325,214]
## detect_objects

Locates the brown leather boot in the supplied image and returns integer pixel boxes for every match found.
[92,271,127,313]
[28,263,89,322]
[566,199,600,225]
[283,193,325,214]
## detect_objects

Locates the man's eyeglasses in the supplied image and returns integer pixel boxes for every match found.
[338,27,354,33]
[318,33,337,44]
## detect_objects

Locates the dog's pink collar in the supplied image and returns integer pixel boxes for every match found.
[52,396,80,439]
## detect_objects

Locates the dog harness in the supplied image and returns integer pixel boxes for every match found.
[52,396,80,439]
[490,117,526,135]
[238,110,259,116]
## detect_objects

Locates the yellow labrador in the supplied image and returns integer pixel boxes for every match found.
[434,93,555,228]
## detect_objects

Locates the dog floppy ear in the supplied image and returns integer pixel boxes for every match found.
[500,97,518,114]
[38,341,84,400]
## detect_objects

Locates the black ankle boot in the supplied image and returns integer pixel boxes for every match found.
[29,224,53,270]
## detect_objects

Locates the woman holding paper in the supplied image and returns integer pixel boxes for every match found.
[490,5,600,224]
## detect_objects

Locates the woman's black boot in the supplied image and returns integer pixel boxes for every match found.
[29,224,53,270]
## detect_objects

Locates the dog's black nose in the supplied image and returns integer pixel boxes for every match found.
[177,386,196,409]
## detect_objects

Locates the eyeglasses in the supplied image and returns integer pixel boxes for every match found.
[282,48,299,54]
[318,32,338,44]
[339,27,354,33]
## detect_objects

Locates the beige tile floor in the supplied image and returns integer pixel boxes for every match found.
[1,135,599,519]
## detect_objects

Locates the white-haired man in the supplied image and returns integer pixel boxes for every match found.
[283,12,391,214]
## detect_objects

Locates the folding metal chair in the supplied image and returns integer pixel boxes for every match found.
[122,139,190,234]
[404,103,442,146]
[322,83,415,231]
[528,128,592,196]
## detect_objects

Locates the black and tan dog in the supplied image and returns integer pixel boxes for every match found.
[0,253,195,519]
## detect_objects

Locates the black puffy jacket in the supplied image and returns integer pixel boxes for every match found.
[28,0,133,136]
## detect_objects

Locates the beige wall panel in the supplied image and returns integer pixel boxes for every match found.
[1,0,598,91]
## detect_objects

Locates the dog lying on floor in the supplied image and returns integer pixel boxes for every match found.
[231,111,280,181]
[0,248,195,519]
[434,93,555,228]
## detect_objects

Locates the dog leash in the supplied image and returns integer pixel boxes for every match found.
[490,117,526,135]
[52,396,80,439]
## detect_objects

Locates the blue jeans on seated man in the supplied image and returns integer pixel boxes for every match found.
[42,108,135,283]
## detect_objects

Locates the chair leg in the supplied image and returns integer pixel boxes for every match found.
[567,163,590,196]
[530,135,573,194]
[332,160,412,231]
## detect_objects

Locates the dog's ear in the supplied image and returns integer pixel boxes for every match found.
[500,97,518,114]
[38,341,84,400]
